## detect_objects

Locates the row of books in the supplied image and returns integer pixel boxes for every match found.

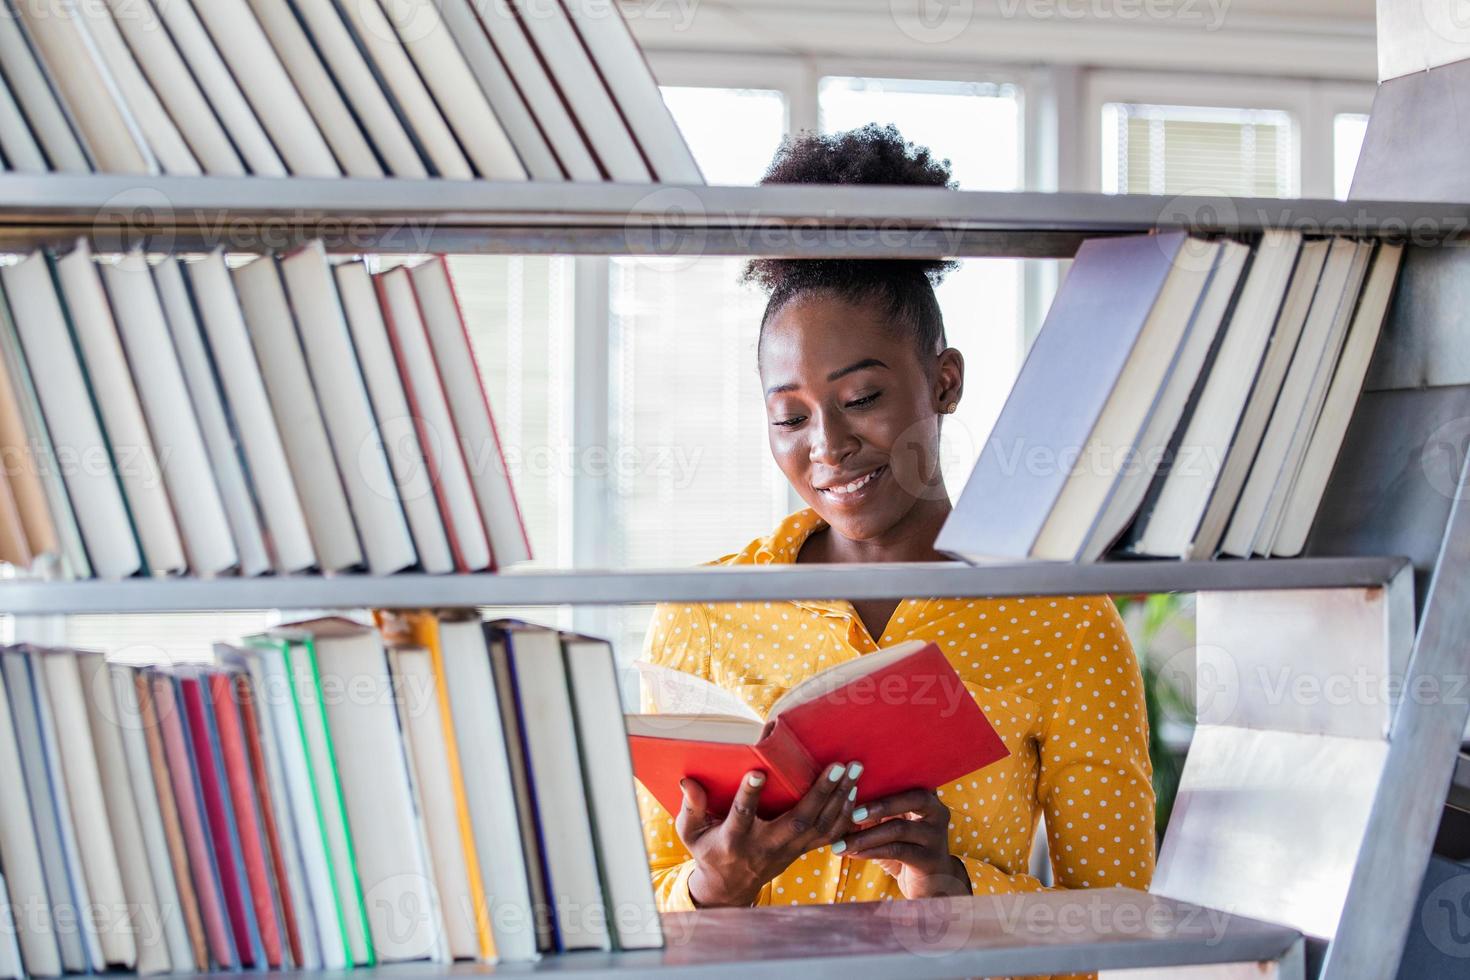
[0,614,661,980]
[0,0,700,183]
[0,243,531,580]
[939,230,1404,563]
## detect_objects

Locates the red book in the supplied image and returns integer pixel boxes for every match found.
[627,640,1009,819]
[208,672,285,969]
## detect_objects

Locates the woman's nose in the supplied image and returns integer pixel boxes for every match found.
[808,410,859,463]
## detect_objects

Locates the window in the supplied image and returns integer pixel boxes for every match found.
[1101,103,1297,198]
[820,77,1026,494]
[1334,112,1370,201]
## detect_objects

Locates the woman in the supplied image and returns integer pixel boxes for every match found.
[637,125,1155,919]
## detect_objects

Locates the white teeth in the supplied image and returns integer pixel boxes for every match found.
[825,468,881,496]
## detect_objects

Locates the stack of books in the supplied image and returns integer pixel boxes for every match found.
[0,243,531,580]
[0,0,700,183]
[0,614,660,979]
[938,230,1405,563]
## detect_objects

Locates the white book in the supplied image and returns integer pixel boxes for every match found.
[108,665,195,974]
[14,0,153,173]
[560,0,702,183]
[1032,239,1221,562]
[334,262,453,573]
[186,252,316,574]
[1273,243,1405,557]
[103,253,237,577]
[1080,239,1249,562]
[75,654,169,975]
[73,0,198,174]
[151,0,285,176]
[436,613,538,961]
[0,867,21,980]
[0,66,45,172]
[1190,238,1331,560]
[227,648,322,971]
[232,257,364,572]
[0,4,90,172]
[0,657,63,978]
[1253,240,1374,554]
[377,0,525,180]
[432,0,561,180]
[0,651,88,973]
[411,259,532,566]
[280,245,415,575]
[507,0,649,181]
[501,624,611,951]
[470,0,599,180]
[248,640,347,971]
[246,0,383,177]
[185,0,340,176]
[1,253,140,580]
[384,641,483,960]
[331,0,473,179]
[152,257,271,577]
[288,0,426,177]
[0,286,77,577]
[102,0,244,175]
[55,244,186,575]
[275,630,373,966]
[562,634,663,950]
[376,267,492,571]
[40,651,136,969]
[1128,230,1305,559]
[309,622,441,963]
[1222,237,1362,557]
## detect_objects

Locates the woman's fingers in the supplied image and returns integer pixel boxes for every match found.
[725,770,766,835]
[813,761,861,837]
[838,809,933,855]
[850,788,946,826]
[674,777,712,845]
[843,840,931,865]
[778,761,851,848]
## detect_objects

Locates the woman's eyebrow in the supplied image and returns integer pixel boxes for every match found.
[765,358,889,397]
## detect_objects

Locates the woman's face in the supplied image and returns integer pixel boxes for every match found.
[759,291,963,542]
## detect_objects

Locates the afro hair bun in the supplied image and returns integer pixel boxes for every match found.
[744,123,958,295]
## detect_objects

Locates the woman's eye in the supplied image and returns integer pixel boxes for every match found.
[772,416,805,429]
[847,392,881,409]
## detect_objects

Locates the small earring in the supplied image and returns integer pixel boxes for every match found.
[945,402,958,414]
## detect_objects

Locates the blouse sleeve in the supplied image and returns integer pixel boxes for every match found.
[1034,596,1157,891]
[634,602,776,912]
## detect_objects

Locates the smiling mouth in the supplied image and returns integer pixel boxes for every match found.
[817,465,887,498]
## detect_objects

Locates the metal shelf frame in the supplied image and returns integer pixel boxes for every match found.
[0,556,1410,615]
[0,174,1464,257]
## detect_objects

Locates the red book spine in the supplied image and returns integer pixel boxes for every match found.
[233,673,304,968]
[179,676,256,968]
[151,674,236,970]
[208,672,284,969]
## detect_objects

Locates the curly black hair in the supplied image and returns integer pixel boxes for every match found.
[745,124,959,360]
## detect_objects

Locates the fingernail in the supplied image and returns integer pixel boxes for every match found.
[832,840,847,855]
[747,772,765,787]
[852,806,869,822]
[678,778,689,793]
[847,761,863,780]
[827,763,844,782]
[847,786,857,801]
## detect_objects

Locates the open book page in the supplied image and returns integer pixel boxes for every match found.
[768,639,928,718]
[635,661,762,721]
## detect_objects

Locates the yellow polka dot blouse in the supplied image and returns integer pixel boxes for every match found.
[636,508,1156,922]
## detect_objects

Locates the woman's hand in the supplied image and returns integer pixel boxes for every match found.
[676,762,862,908]
[836,788,972,899]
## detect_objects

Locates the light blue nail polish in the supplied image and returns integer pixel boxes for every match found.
[832,840,847,855]
[827,763,844,782]
[852,806,869,822]
[847,761,863,780]
[848,786,857,801]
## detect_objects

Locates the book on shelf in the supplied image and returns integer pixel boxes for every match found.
[630,639,1008,821]
[937,230,1404,564]
[0,614,661,978]
[0,4,90,174]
